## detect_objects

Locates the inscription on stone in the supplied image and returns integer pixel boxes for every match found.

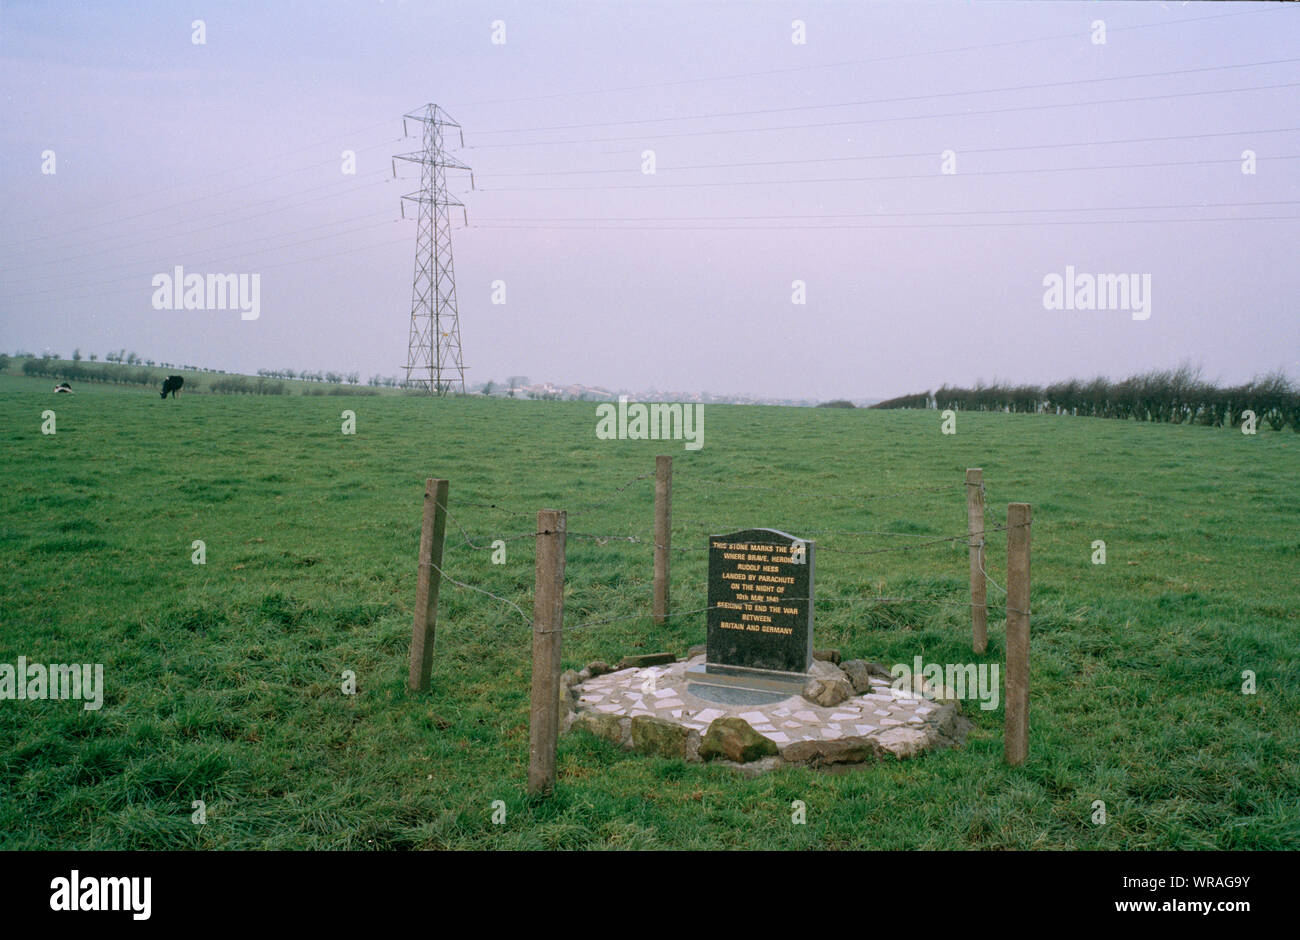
[706,528,814,674]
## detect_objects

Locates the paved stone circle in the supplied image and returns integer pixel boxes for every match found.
[563,653,971,773]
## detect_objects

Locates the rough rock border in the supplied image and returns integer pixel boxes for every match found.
[561,648,973,775]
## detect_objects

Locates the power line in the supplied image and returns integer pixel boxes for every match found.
[3,233,412,306]
[1,209,395,288]
[473,199,1300,225]
[477,154,1300,194]
[18,197,1294,303]
[478,126,1300,179]
[472,57,1300,136]
[11,209,1294,306]
[447,6,1282,109]
[0,173,393,273]
[2,218,401,301]
[2,161,395,261]
[465,81,1300,150]
[3,121,401,232]
[474,215,1300,233]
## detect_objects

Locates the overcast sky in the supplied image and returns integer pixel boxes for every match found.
[1,0,1297,400]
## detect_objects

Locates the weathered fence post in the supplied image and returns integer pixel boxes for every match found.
[1004,502,1031,766]
[966,468,987,654]
[528,508,566,795]
[407,478,449,693]
[653,455,672,626]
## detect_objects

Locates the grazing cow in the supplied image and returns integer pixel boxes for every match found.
[54,382,73,394]
[160,375,184,399]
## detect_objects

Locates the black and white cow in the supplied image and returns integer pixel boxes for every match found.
[54,382,73,394]
[160,375,184,399]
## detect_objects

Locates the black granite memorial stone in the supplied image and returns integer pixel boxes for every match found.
[705,528,814,674]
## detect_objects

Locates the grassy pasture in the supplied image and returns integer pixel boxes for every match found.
[0,372,1296,849]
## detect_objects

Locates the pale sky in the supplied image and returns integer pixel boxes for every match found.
[2,0,1297,400]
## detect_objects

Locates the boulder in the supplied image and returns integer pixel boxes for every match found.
[617,652,676,669]
[840,659,874,694]
[630,715,690,759]
[921,682,964,712]
[873,725,938,758]
[687,643,707,659]
[899,673,963,712]
[560,669,581,688]
[684,729,703,762]
[782,735,882,766]
[698,717,779,763]
[927,702,959,737]
[574,712,628,747]
[813,648,842,665]
[585,660,612,677]
[808,658,849,682]
[865,661,893,680]
[802,675,853,708]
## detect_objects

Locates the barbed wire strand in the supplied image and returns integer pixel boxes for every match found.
[429,561,534,627]
[419,479,1037,626]
[430,553,1033,635]
[978,538,1009,596]
[456,499,536,519]
[686,477,963,495]
[565,471,655,517]
[439,502,537,551]
[553,592,1030,633]
[672,520,1007,540]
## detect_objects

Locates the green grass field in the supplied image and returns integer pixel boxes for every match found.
[1,372,1296,849]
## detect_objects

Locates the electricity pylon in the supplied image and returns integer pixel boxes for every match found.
[394,104,472,395]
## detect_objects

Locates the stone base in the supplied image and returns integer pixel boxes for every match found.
[684,683,788,707]
[565,654,970,772]
[684,662,809,703]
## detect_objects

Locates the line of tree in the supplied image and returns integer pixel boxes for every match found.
[302,385,381,396]
[871,367,1299,430]
[208,376,287,395]
[18,357,200,391]
[257,368,362,384]
[14,350,228,372]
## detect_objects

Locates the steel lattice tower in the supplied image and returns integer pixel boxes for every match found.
[394,104,473,395]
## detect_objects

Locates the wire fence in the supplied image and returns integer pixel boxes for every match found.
[419,466,1036,633]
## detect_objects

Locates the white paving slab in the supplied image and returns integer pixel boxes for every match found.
[569,656,964,764]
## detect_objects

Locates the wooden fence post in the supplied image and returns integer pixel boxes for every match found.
[653,455,672,626]
[407,478,449,693]
[1004,502,1031,766]
[966,468,987,654]
[528,508,566,795]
